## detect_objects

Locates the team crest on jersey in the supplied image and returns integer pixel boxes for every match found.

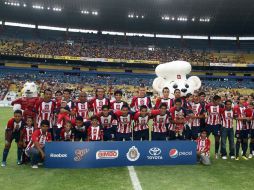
[81,104,86,109]
[99,101,103,106]
[213,108,217,112]
[104,119,108,124]
[123,118,128,122]
[159,118,164,123]
[126,146,140,162]
[44,104,49,110]
[74,148,89,162]
[140,99,144,105]
[116,105,121,110]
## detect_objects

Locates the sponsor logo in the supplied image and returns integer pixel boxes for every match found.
[96,150,119,159]
[126,146,140,162]
[147,147,163,160]
[50,153,68,158]
[169,149,193,158]
[74,148,89,162]
[169,149,178,158]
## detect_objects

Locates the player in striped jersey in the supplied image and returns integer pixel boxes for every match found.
[133,105,150,140]
[189,92,205,140]
[115,104,134,141]
[154,87,174,110]
[130,85,152,112]
[245,102,254,158]
[205,95,222,159]
[60,121,74,141]
[196,129,211,165]
[22,117,34,163]
[89,87,110,114]
[151,103,171,140]
[220,100,235,159]
[110,90,127,112]
[87,116,104,141]
[1,110,25,167]
[75,92,89,121]
[234,96,249,160]
[25,120,52,168]
[97,105,117,141]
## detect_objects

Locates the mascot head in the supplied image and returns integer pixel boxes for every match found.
[153,61,201,97]
[22,82,38,98]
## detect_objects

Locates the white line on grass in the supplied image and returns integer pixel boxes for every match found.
[128,166,142,190]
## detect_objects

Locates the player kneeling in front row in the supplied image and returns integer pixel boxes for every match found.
[1,110,25,167]
[196,129,211,166]
[25,120,52,169]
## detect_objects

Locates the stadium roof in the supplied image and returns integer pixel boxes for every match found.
[0,0,254,36]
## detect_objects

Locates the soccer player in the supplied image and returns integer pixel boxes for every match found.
[73,116,88,141]
[169,98,189,140]
[75,92,89,121]
[87,116,104,141]
[190,92,205,140]
[89,87,110,114]
[25,120,52,169]
[1,110,25,167]
[220,100,235,159]
[154,87,174,110]
[133,105,150,140]
[150,103,171,140]
[114,104,134,141]
[234,96,249,160]
[196,129,211,166]
[205,95,222,159]
[22,116,34,163]
[97,105,117,141]
[130,85,152,112]
[173,89,187,108]
[34,89,55,141]
[60,120,74,141]
[110,90,127,112]
[199,91,208,131]
[247,102,254,158]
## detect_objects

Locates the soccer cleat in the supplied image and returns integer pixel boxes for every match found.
[235,157,239,161]
[242,156,249,160]
[215,153,219,159]
[248,154,253,159]
[1,162,6,167]
[31,165,38,169]
[17,160,22,165]
[230,156,235,159]
[222,156,227,160]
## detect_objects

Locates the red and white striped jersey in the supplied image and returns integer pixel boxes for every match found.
[206,104,221,125]
[35,100,55,128]
[220,108,234,128]
[246,109,254,129]
[22,126,34,143]
[151,110,170,133]
[130,96,152,112]
[76,101,89,120]
[190,103,205,127]
[234,105,248,130]
[97,113,116,129]
[169,107,187,131]
[110,100,126,112]
[115,111,133,134]
[60,128,74,141]
[196,137,210,157]
[90,97,110,114]
[25,129,52,150]
[87,125,103,141]
[154,98,174,110]
[133,112,150,131]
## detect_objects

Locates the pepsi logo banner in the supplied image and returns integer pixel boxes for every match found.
[45,141,196,168]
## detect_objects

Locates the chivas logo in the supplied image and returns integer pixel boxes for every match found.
[126,146,140,162]
[74,148,89,162]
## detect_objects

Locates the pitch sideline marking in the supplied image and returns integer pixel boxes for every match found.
[128,166,142,190]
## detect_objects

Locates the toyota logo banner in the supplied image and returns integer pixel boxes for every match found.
[45,141,196,168]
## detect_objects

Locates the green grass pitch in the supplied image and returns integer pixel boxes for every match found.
[0,107,253,190]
